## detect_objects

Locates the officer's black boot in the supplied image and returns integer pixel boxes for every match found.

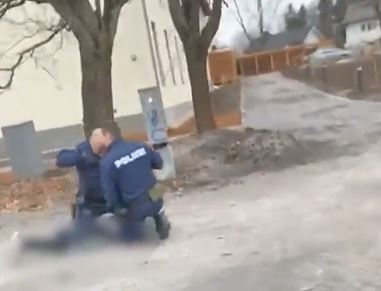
[154,211,171,240]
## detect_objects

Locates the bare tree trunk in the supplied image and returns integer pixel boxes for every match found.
[185,43,216,133]
[79,42,117,138]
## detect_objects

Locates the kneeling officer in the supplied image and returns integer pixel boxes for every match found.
[56,140,107,219]
[90,126,171,241]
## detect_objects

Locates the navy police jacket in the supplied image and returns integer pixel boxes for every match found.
[56,141,104,203]
[100,139,163,209]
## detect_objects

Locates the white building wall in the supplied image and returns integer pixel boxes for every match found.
[345,19,381,48]
[112,0,157,118]
[144,0,192,127]
[0,0,192,137]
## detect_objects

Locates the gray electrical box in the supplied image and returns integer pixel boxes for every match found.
[138,87,176,180]
[139,86,169,145]
[2,121,45,178]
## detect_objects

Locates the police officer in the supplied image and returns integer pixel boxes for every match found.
[56,140,107,219]
[90,126,171,241]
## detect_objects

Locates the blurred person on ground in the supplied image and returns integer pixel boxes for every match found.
[20,137,110,252]
[90,126,171,242]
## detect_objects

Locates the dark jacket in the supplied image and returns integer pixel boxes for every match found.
[56,141,104,203]
[100,139,163,210]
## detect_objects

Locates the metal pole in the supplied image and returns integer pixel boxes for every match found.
[374,55,379,85]
[322,65,328,91]
[355,66,363,93]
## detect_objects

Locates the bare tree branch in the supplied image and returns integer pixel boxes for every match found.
[168,0,189,42]
[232,0,253,44]
[231,0,283,45]
[112,0,132,7]
[15,19,66,58]
[200,0,228,16]
[200,0,222,48]
[0,19,66,90]
[0,54,22,89]
[0,0,25,19]
[103,1,122,48]
[95,0,102,28]
[1,15,60,55]
[47,0,98,46]
[2,29,41,55]
[2,16,48,27]
[67,0,98,41]
[187,0,200,42]
[0,0,131,91]
[200,0,211,16]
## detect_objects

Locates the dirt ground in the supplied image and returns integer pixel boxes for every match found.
[0,126,334,213]
[1,121,330,213]
[2,144,381,291]
[2,74,381,290]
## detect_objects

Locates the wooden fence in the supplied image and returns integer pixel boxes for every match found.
[208,42,329,86]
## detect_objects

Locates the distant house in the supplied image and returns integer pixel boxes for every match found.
[245,26,323,54]
[341,1,381,48]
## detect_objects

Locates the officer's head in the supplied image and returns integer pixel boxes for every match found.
[90,125,121,156]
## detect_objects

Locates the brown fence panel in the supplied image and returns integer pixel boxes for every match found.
[287,46,305,67]
[272,50,288,71]
[209,42,327,82]
[208,49,237,85]
[256,52,273,74]
[238,54,258,76]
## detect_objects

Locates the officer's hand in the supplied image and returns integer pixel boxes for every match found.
[145,143,154,150]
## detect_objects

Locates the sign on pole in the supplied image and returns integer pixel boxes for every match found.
[138,87,175,180]
[139,86,169,145]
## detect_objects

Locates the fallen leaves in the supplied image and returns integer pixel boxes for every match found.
[0,173,76,213]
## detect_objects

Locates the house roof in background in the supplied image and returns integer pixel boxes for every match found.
[246,26,321,53]
[342,1,378,25]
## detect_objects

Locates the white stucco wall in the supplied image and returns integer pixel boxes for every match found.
[144,0,192,126]
[345,19,381,48]
[0,0,192,136]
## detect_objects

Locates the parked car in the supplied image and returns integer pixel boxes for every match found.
[309,48,353,66]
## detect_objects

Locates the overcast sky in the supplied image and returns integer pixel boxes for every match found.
[215,0,317,49]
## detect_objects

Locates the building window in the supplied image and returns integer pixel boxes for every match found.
[369,21,378,30]
[151,21,166,86]
[164,29,176,85]
[174,35,185,84]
